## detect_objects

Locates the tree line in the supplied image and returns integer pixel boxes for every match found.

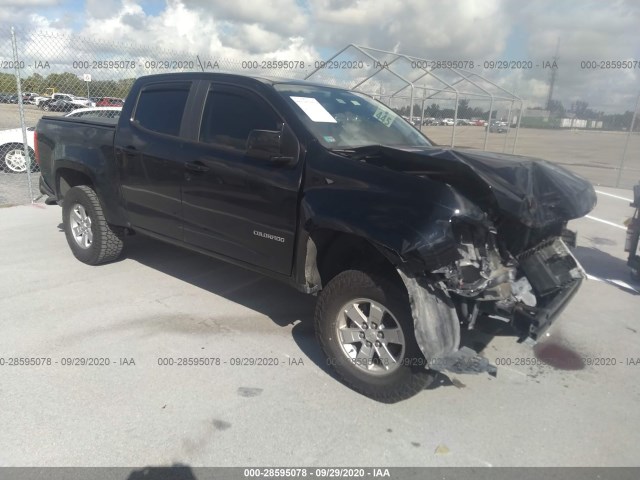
[0,72,134,99]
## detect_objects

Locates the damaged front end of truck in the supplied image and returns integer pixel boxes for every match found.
[398,217,587,371]
[353,146,597,368]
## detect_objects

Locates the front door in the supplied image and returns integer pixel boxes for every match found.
[181,84,302,274]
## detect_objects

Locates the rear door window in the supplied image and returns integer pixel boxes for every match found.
[133,82,191,136]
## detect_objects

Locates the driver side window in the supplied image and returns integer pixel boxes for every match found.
[199,90,280,152]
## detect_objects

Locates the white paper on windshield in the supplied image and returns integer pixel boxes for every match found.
[290,96,337,123]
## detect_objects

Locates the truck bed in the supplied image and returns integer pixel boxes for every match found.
[37,115,121,221]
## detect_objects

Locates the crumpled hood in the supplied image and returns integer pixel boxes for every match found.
[356,145,597,228]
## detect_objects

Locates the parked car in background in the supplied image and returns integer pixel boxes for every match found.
[95,97,124,107]
[440,118,455,126]
[472,119,487,126]
[73,96,96,107]
[33,95,51,107]
[487,120,508,133]
[38,93,94,109]
[0,126,35,173]
[0,93,19,104]
[22,93,41,104]
[40,99,81,112]
[65,106,122,118]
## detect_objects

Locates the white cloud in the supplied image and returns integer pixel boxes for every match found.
[184,0,308,35]
[0,0,637,112]
[307,0,510,58]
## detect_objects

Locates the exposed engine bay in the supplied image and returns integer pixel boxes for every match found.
[436,220,585,341]
[398,221,587,373]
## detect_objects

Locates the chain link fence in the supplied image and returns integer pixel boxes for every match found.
[1,26,639,207]
[0,25,314,206]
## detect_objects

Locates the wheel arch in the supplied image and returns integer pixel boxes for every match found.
[55,164,96,201]
[302,228,405,292]
[54,162,128,227]
[302,228,461,366]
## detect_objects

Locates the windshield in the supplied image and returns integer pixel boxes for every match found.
[274,83,432,150]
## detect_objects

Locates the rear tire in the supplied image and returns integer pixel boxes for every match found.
[315,269,434,403]
[62,185,124,265]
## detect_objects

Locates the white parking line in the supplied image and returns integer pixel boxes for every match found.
[595,190,632,202]
[586,273,639,293]
[585,215,626,230]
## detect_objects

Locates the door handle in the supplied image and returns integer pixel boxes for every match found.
[185,161,210,173]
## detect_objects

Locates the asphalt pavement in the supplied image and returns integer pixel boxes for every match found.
[0,189,638,467]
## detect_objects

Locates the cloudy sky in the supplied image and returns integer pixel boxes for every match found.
[1,0,639,113]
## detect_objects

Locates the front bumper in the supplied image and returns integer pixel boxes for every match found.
[512,277,582,342]
[512,238,585,342]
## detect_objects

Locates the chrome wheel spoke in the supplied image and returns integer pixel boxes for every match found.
[5,151,26,172]
[381,327,403,344]
[339,327,362,344]
[376,344,397,369]
[343,303,366,328]
[71,208,83,224]
[356,342,375,365]
[368,303,384,325]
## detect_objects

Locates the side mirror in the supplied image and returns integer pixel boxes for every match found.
[247,129,281,159]
[633,184,640,207]
[246,123,299,166]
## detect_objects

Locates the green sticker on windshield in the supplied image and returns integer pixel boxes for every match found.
[373,107,395,127]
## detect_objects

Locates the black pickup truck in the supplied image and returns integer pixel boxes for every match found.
[36,72,596,402]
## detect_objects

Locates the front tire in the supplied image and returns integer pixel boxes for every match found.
[62,185,124,265]
[315,269,434,403]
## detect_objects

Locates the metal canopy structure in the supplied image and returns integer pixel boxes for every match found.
[305,44,524,152]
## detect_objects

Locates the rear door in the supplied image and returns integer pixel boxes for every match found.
[116,80,195,240]
[180,82,303,274]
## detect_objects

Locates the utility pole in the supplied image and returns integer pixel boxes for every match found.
[546,38,560,110]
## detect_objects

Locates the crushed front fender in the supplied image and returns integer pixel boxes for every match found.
[397,270,460,364]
